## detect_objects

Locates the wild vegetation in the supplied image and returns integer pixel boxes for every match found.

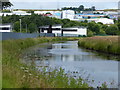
[78,36,120,55]
[3,37,95,88]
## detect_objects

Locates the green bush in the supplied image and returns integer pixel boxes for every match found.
[87,30,94,37]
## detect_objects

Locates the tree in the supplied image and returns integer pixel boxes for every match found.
[99,29,106,35]
[117,22,120,31]
[14,21,20,32]
[28,23,37,33]
[87,22,100,34]
[62,19,70,25]
[87,30,94,37]
[52,18,62,24]
[117,18,120,31]
[97,22,103,25]
[79,5,84,11]
[93,24,100,34]
[26,10,34,14]
[91,6,96,11]
[84,20,88,23]
[1,1,13,10]
[101,24,108,30]
[106,25,119,35]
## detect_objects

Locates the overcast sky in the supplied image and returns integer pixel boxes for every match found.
[9,0,120,10]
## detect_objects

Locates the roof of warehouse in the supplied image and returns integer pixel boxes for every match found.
[39,24,62,28]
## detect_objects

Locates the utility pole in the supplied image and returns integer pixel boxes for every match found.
[57,0,59,10]
[19,19,21,33]
[26,24,27,33]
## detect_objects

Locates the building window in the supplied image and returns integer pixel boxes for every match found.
[0,27,10,30]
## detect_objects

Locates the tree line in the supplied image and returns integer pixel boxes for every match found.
[2,14,120,36]
[62,5,96,13]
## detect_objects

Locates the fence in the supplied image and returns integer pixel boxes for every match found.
[0,32,55,40]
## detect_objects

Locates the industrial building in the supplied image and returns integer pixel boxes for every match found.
[39,25,87,37]
[75,13,106,19]
[95,18,114,24]
[0,13,13,16]
[73,17,114,24]
[62,10,75,20]
[34,11,62,19]
[62,27,87,37]
[0,24,12,32]
[0,11,31,16]
[104,11,118,20]
[12,11,31,15]
[35,10,75,20]
[39,24,62,36]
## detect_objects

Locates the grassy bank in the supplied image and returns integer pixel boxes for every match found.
[2,37,93,88]
[78,36,120,55]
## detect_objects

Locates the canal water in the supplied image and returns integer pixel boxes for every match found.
[22,41,119,88]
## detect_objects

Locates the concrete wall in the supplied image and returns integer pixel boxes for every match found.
[0,32,55,40]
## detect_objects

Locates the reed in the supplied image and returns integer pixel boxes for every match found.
[78,36,120,55]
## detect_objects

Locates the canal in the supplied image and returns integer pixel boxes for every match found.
[21,41,119,88]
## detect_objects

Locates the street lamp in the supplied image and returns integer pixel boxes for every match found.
[19,19,21,33]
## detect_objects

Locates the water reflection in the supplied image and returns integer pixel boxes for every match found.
[22,41,119,88]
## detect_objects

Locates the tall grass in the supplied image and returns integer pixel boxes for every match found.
[2,37,92,88]
[78,36,120,55]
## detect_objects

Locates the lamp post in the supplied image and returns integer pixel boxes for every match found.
[19,19,21,33]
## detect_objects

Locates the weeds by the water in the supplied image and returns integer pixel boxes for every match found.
[78,36,120,56]
[2,37,91,88]
[2,37,109,88]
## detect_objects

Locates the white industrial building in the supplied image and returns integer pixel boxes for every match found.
[12,11,31,15]
[72,18,114,24]
[0,24,12,32]
[0,13,13,16]
[34,11,62,19]
[39,25,62,36]
[62,27,87,36]
[62,10,75,20]
[39,25,87,37]
[0,10,31,16]
[104,11,118,15]
[93,11,105,14]
[34,11,54,15]
[95,18,114,24]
